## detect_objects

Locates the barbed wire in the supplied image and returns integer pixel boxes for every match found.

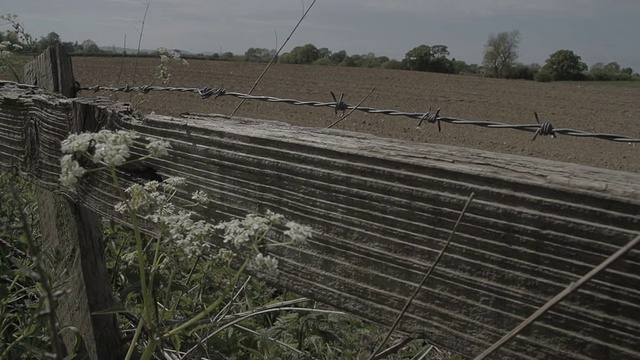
[11,79,640,144]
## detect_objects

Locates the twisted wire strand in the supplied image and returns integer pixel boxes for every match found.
[20,81,638,144]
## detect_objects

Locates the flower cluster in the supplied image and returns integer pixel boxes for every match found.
[155,47,189,84]
[214,210,313,275]
[214,211,282,248]
[157,47,189,66]
[115,177,214,258]
[59,130,171,190]
[250,253,279,277]
[59,129,312,275]
[0,40,22,58]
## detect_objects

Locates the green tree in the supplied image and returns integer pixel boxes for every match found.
[430,44,454,73]
[338,55,356,67]
[542,49,587,81]
[501,62,540,80]
[244,47,270,62]
[405,44,432,71]
[482,30,521,78]
[41,31,60,48]
[329,50,347,64]
[61,41,75,53]
[220,51,235,61]
[318,47,331,59]
[405,44,453,73]
[281,43,319,64]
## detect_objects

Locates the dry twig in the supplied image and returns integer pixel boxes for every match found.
[230,0,318,116]
[474,233,640,359]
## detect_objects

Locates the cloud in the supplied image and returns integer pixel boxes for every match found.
[360,0,640,19]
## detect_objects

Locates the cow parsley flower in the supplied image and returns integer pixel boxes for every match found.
[284,221,313,246]
[146,137,171,157]
[61,132,94,153]
[160,210,214,258]
[61,130,138,169]
[250,253,279,276]
[91,130,136,166]
[163,177,186,190]
[265,210,285,224]
[59,154,86,189]
[190,190,210,205]
[215,218,252,248]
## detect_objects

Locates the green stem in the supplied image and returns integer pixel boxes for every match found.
[140,336,157,360]
[164,255,252,337]
[110,167,156,357]
[124,319,145,360]
[0,332,28,359]
[148,232,164,326]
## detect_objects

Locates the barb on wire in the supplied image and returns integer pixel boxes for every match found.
[328,87,376,129]
[70,82,640,144]
[330,91,348,117]
[418,106,441,132]
[532,111,556,141]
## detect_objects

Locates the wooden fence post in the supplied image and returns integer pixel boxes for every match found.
[23,45,122,359]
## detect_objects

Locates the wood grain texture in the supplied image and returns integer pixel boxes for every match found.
[21,46,122,360]
[1,81,639,359]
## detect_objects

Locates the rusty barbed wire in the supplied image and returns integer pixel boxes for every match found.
[14,81,635,144]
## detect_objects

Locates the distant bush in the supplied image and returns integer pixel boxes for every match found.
[381,60,406,70]
[505,63,536,80]
[534,69,553,82]
[312,57,334,66]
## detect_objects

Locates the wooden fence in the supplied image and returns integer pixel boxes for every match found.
[1,46,639,359]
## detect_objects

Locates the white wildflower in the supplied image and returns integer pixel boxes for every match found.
[61,132,94,154]
[214,248,234,262]
[121,183,150,214]
[284,221,313,246]
[250,253,279,276]
[215,218,251,248]
[91,130,137,166]
[93,143,129,166]
[163,177,186,190]
[11,43,22,51]
[121,251,138,266]
[161,210,214,258]
[145,137,171,157]
[60,154,86,189]
[142,180,161,192]
[242,214,271,236]
[61,130,137,167]
[114,201,128,214]
[265,210,285,225]
[191,190,210,205]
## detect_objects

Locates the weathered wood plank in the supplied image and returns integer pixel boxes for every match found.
[21,46,122,360]
[0,81,639,359]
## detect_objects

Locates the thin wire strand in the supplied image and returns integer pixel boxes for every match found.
[4,80,639,143]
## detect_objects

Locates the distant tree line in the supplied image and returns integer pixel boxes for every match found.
[2,27,637,83]
[481,30,638,82]
[0,30,107,55]
[221,43,481,75]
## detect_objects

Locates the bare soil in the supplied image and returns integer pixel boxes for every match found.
[72,57,640,172]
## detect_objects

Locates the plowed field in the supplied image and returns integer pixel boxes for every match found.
[72,57,640,172]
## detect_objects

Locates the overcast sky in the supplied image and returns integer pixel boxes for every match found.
[3,0,640,70]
